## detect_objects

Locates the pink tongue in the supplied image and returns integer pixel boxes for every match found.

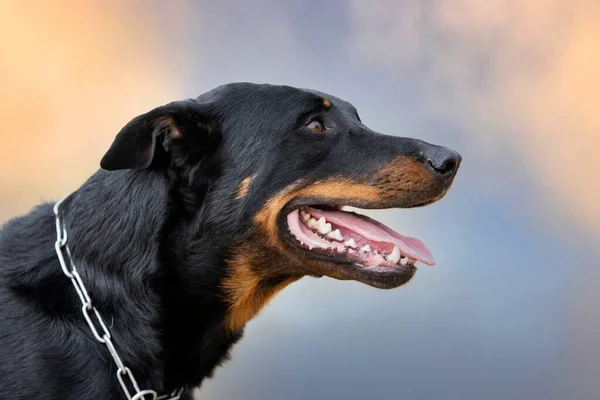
[306,207,435,265]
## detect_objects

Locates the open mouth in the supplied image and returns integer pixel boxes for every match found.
[285,205,435,273]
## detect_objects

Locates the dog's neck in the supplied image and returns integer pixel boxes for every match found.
[61,169,243,390]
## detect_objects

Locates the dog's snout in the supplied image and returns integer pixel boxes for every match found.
[424,147,461,177]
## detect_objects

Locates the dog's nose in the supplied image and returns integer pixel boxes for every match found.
[424,146,462,177]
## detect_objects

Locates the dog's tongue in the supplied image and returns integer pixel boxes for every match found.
[306,207,435,265]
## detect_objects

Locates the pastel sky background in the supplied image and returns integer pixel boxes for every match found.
[1,1,599,399]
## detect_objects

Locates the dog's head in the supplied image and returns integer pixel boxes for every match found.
[101,83,461,331]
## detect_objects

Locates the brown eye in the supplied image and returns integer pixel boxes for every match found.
[307,119,324,132]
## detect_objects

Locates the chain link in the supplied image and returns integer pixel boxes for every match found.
[53,194,184,400]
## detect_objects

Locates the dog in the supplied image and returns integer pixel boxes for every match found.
[0,83,460,399]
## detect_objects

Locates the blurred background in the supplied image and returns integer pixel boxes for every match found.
[1,1,598,399]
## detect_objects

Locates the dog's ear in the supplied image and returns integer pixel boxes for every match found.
[100,100,218,171]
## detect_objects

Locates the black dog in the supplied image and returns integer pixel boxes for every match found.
[0,83,460,399]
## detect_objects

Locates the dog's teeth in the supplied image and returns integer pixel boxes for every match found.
[360,245,372,253]
[400,257,408,266]
[327,229,343,241]
[307,218,318,228]
[300,210,310,222]
[316,217,332,234]
[387,245,401,263]
[344,238,357,249]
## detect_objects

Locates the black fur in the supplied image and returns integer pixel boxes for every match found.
[0,83,460,399]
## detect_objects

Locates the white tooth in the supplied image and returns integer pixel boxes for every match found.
[317,220,332,235]
[387,245,401,263]
[400,257,408,265]
[360,245,372,253]
[327,229,343,241]
[301,210,310,222]
[307,218,318,228]
[344,238,357,248]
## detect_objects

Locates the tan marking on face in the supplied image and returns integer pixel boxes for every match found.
[222,252,298,332]
[373,156,434,194]
[236,175,255,199]
[253,156,436,248]
[222,156,436,332]
[322,98,331,109]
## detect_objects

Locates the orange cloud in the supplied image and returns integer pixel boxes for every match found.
[0,2,187,220]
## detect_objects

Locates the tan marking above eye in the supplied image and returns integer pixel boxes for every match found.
[322,98,331,109]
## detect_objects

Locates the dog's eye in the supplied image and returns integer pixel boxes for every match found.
[307,119,324,133]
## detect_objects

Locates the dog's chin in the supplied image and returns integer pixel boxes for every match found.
[278,202,436,289]
[300,256,417,290]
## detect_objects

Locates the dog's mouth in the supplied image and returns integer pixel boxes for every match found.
[281,204,434,287]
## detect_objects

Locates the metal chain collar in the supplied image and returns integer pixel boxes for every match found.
[53,194,185,400]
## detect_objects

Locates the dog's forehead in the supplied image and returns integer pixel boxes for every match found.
[194,83,358,115]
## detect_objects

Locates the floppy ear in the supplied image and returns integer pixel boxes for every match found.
[100,100,217,171]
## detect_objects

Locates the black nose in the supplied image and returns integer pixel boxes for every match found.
[425,147,462,177]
